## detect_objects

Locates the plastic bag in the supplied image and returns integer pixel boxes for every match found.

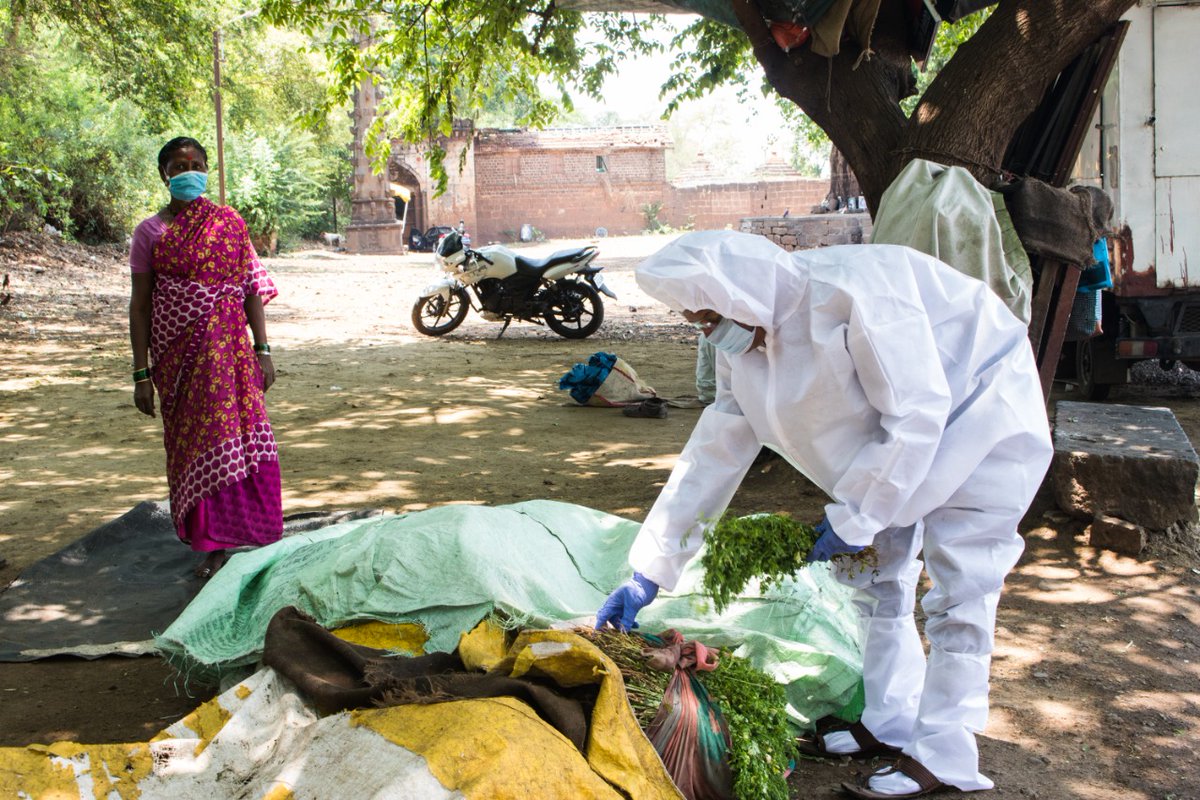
[559,352,657,407]
[643,630,734,800]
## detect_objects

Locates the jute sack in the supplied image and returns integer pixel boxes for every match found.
[589,356,657,407]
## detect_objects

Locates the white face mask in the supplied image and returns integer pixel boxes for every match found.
[706,317,756,355]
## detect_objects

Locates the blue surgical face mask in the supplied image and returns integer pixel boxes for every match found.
[167,170,208,201]
[706,317,756,355]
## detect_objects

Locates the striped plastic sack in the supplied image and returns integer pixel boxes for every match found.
[643,630,734,800]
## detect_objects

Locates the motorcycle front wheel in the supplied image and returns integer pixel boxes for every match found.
[411,287,469,336]
[544,280,604,339]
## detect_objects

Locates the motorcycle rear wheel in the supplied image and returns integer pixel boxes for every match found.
[544,281,604,339]
[411,287,469,335]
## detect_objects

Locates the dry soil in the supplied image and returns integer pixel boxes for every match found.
[0,231,1198,800]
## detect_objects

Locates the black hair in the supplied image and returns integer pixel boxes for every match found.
[157,137,208,173]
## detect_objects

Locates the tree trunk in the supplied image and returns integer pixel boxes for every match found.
[731,0,1138,213]
[825,147,861,211]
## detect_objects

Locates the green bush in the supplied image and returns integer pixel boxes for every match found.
[223,127,328,251]
[641,200,693,236]
[0,161,68,233]
[62,106,161,242]
[0,20,160,240]
[642,200,666,232]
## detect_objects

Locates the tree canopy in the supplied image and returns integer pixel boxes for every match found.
[1,1,350,244]
[258,0,1138,204]
[7,0,219,122]
[0,0,1141,238]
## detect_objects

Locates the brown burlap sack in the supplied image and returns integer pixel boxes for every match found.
[998,178,1111,267]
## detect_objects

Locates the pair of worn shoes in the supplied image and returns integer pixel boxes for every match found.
[622,397,668,418]
[841,756,946,799]
[797,720,901,761]
[797,721,946,798]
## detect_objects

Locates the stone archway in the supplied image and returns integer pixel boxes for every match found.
[389,161,425,246]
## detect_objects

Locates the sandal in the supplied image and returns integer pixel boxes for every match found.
[841,755,947,799]
[622,397,668,419]
[796,720,902,760]
[194,550,229,580]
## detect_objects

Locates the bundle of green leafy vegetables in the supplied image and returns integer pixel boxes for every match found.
[699,512,878,613]
[588,628,794,800]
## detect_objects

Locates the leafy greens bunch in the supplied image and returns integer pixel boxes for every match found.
[699,512,876,613]
[589,628,792,800]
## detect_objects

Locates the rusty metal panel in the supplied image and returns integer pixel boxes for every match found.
[1110,224,1168,296]
[1155,176,1200,289]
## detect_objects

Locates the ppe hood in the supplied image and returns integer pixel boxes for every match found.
[634,230,808,330]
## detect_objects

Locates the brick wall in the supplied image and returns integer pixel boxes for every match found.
[663,179,828,232]
[474,147,667,241]
[741,213,873,250]
[473,147,832,243]
[379,126,842,251]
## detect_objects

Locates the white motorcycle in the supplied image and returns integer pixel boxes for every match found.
[411,231,617,339]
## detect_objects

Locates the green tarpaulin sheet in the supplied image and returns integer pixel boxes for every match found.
[872,158,1034,324]
[156,500,864,726]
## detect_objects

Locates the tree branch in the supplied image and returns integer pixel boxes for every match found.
[905,0,1137,182]
[729,0,906,203]
[531,0,556,54]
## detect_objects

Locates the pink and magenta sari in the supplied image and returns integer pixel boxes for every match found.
[149,196,283,551]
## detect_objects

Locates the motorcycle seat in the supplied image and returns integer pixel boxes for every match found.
[514,246,596,273]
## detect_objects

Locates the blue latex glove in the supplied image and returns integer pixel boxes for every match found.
[595,572,659,632]
[807,516,866,563]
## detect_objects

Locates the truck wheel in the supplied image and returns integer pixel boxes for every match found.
[1076,339,1112,401]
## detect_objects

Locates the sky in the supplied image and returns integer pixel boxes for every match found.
[567,29,812,180]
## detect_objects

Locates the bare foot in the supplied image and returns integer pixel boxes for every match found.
[194,549,229,580]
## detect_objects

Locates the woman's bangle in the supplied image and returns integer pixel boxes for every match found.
[135,378,151,385]
[253,343,271,355]
[132,367,150,382]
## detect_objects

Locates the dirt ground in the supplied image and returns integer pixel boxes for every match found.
[1,230,1198,800]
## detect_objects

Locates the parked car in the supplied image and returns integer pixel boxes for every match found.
[409,225,455,253]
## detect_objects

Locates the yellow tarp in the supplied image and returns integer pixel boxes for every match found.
[0,624,682,800]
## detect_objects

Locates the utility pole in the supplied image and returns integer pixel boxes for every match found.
[212,9,259,207]
[213,28,226,206]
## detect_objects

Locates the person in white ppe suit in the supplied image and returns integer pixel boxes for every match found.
[595,230,1053,799]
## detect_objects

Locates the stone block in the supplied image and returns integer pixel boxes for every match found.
[1052,401,1200,530]
[346,220,407,254]
[1087,514,1148,555]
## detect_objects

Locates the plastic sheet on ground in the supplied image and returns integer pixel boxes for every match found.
[0,627,685,800]
[155,500,864,727]
[0,503,383,662]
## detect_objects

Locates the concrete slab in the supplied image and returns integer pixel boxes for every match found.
[1053,401,1200,531]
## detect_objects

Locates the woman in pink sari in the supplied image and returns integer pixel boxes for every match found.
[129,137,283,579]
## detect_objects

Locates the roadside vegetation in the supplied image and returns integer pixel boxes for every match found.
[0,3,349,251]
